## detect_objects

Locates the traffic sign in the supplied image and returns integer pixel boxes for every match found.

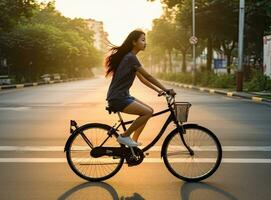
[189,36,198,45]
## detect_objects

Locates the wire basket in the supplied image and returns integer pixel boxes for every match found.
[174,102,191,123]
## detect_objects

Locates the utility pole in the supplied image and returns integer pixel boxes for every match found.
[192,0,196,74]
[237,0,245,91]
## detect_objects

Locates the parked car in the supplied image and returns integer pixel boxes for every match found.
[40,74,51,83]
[0,75,11,85]
[52,73,61,80]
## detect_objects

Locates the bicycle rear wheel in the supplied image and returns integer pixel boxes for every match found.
[163,124,222,182]
[66,123,124,182]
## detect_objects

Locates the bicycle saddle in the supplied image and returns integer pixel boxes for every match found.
[105,106,117,114]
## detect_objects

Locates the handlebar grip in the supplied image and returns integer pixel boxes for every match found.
[158,91,167,97]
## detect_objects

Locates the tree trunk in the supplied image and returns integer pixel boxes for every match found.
[163,57,167,72]
[182,51,187,73]
[226,53,232,74]
[222,41,235,75]
[168,50,172,73]
[207,38,213,71]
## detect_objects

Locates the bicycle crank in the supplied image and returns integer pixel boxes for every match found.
[126,147,144,167]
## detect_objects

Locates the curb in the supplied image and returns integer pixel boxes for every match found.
[0,78,85,91]
[161,80,271,105]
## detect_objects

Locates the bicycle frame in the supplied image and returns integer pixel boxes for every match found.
[111,99,185,153]
[67,94,192,155]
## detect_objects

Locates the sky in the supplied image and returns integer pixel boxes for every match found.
[41,0,163,45]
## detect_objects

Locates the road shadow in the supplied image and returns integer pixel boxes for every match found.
[180,182,238,200]
[57,181,145,200]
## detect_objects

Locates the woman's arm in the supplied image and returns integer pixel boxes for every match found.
[136,67,168,92]
[136,72,160,93]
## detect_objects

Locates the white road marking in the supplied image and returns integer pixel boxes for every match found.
[0,158,271,163]
[1,146,271,152]
[144,158,271,164]
[0,107,30,111]
[0,146,271,163]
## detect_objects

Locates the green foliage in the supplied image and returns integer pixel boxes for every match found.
[156,70,235,89]
[0,1,102,82]
[142,7,191,72]
[157,69,271,92]
[149,0,271,73]
[245,70,271,92]
[0,0,37,31]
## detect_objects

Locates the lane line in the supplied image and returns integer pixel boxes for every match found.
[1,146,271,152]
[0,158,271,163]
[0,107,30,111]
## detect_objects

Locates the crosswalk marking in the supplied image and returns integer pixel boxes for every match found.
[0,146,271,163]
[1,146,271,152]
[0,158,271,163]
[0,107,30,111]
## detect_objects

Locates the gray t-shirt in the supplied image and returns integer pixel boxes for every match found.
[106,52,142,101]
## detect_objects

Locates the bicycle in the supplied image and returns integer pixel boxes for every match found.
[64,92,222,182]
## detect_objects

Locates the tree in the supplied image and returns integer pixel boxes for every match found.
[0,0,37,32]
[244,0,271,68]
[147,16,176,72]
[174,25,191,72]
[1,1,102,81]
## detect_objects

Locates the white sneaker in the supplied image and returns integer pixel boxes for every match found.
[117,135,138,147]
[136,142,143,146]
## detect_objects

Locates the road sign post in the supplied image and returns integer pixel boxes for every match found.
[192,0,196,76]
[237,0,245,92]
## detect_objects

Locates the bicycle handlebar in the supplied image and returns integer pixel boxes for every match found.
[158,91,175,105]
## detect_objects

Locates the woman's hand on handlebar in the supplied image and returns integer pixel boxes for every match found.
[157,90,165,96]
[165,89,176,96]
[157,89,176,97]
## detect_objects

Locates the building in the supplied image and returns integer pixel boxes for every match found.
[85,18,109,52]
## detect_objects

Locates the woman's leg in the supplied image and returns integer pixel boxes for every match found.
[121,101,153,138]
[132,98,154,141]
[132,123,146,142]
[134,98,153,111]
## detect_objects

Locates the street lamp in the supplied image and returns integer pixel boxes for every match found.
[237,0,245,91]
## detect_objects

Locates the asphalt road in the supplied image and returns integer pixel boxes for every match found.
[0,76,271,200]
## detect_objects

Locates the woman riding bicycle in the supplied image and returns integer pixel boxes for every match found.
[105,29,176,147]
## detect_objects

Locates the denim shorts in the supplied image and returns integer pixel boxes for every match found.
[108,96,135,112]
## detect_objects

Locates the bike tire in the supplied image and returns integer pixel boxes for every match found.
[66,123,124,182]
[162,124,222,182]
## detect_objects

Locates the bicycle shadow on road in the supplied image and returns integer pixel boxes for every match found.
[180,182,237,200]
[57,181,145,200]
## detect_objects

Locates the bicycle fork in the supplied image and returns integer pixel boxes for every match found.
[178,125,194,156]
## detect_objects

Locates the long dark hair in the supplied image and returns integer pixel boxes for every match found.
[104,30,145,77]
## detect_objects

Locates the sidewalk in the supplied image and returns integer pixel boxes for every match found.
[161,80,271,105]
[0,78,85,91]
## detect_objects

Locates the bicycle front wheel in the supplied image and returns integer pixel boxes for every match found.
[163,124,222,182]
[66,123,124,182]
